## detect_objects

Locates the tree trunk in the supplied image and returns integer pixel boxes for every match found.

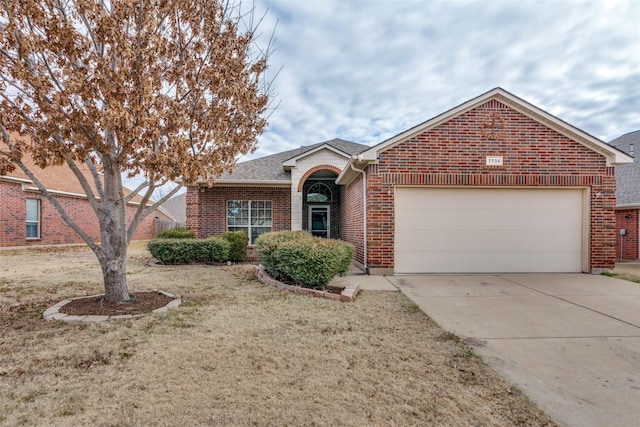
[101,255,130,302]
[98,153,131,302]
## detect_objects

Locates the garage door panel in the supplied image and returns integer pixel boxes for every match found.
[394,188,584,273]
[397,209,581,231]
[396,230,582,252]
[395,250,582,273]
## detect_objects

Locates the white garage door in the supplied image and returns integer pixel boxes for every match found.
[394,187,585,273]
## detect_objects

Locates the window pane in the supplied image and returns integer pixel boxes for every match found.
[26,199,39,222]
[26,223,39,238]
[228,200,249,227]
[251,227,271,243]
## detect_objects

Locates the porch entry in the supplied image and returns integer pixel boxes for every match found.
[309,205,330,238]
[301,171,340,239]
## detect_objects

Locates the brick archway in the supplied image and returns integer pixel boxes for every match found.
[296,164,342,192]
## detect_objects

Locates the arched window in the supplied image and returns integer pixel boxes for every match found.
[307,182,332,203]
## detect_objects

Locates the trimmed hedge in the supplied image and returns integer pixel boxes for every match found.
[220,231,249,262]
[156,227,195,239]
[255,230,354,290]
[147,237,230,264]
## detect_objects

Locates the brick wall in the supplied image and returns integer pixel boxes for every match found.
[362,100,617,272]
[0,180,157,247]
[615,209,639,260]
[189,185,291,240]
[340,174,365,266]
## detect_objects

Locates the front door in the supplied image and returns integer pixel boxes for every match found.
[309,205,330,238]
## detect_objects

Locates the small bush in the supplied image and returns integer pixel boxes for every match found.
[148,237,230,264]
[255,231,354,290]
[255,231,313,281]
[156,227,195,239]
[221,231,249,262]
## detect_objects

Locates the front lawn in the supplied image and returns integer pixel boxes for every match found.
[0,242,556,426]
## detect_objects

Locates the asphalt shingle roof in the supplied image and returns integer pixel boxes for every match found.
[609,130,640,206]
[216,138,368,182]
[161,192,186,223]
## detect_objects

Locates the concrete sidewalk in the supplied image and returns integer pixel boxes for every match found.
[389,274,640,427]
[328,266,398,291]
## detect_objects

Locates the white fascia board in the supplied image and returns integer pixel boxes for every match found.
[200,179,291,187]
[282,144,350,168]
[1,175,32,185]
[21,183,87,199]
[335,157,371,185]
[358,87,633,166]
[20,183,154,207]
[616,204,640,210]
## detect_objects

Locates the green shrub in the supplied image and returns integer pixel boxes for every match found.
[255,230,313,281]
[156,227,195,239]
[148,237,230,264]
[220,231,249,262]
[255,231,354,290]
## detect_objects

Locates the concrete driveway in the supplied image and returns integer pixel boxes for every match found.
[388,274,640,427]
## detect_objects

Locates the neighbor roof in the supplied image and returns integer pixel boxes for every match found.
[206,138,368,185]
[161,192,187,223]
[609,130,640,207]
[1,140,150,206]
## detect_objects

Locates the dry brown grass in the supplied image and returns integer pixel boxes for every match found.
[0,242,557,426]
[610,261,640,283]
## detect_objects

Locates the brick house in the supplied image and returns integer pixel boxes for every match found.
[609,130,640,260]
[0,146,171,247]
[187,88,632,274]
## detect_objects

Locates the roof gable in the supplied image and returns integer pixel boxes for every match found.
[359,88,631,167]
[207,138,368,185]
[282,143,353,169]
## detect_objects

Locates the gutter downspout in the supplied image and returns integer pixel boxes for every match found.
[350,161,369,275]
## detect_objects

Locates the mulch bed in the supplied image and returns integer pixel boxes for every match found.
[59,291,175,316]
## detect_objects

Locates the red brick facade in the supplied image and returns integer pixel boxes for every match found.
[354,100,617,272]
[187,185,291,239]
[615,209,639,260]
[0,180,157,247]
[340,173,365,266]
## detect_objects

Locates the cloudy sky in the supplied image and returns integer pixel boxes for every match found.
[245,0,639,160]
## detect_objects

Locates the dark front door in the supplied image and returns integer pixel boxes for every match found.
[309,205,330,238]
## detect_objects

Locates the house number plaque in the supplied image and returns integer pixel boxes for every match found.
[486,155,503,166]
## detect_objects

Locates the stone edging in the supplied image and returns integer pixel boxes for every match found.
[254,264,359,302]
[42,290,182,322]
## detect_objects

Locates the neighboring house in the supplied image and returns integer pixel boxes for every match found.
[609,130,640,260]
[161,192,187,224]
[186,88,632,274]
[0,143,171,247]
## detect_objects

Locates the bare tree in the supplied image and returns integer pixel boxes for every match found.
[0,0,274,301]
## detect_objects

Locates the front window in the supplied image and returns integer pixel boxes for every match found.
[26,198,40,239]
[227,200,272,244]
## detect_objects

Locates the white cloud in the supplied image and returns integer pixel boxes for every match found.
[246,0,639,161]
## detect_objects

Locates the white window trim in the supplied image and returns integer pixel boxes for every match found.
[26,198,41,239]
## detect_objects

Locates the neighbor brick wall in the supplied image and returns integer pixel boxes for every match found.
[363,99,617,272]
[189,185,291,239]
[615,209,639,260]
[340,173,365,267]
[0,180,157,247]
